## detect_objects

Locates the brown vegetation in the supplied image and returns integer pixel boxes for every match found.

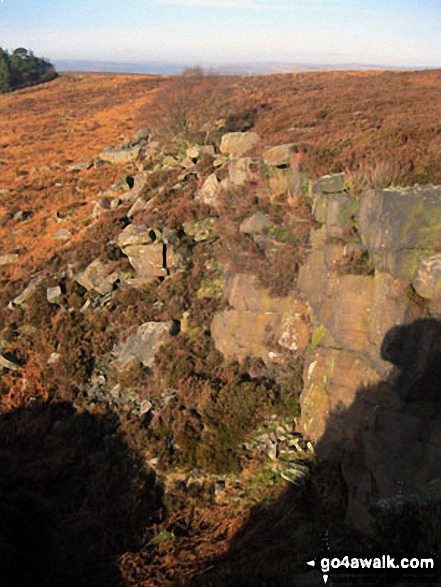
[1,68,441,586]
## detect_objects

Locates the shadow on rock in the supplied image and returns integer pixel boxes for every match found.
[0,401,163,587]
[188,318,441,586]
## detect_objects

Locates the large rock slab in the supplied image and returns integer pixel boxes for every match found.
[75,259,117,295]
[299,347,381,451]
[114,321,176,369]
[211,272,310,363]
[310,173,347,196]
[195,174,221,207]
[239,212,269,236]
[228,157,262,186]
[220,132,260,157]
[412,254,441,299]
[117,224,167,282]
[262,144,295,167]
[98,145,141,165]
[359,186,441,280]
[325,194,359,240]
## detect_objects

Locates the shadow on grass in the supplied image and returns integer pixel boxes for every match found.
[0,400,163,587]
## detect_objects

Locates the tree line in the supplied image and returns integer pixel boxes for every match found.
[0,47,58,92]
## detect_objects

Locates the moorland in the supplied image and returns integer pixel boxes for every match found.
[0,68,441,587]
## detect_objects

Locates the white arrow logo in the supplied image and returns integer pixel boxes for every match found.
[306,560,315,567]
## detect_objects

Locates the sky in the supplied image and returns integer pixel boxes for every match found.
[0,0,440,68]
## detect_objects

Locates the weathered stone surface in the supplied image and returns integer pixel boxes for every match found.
[10,280,40,307]
[239,212,269,235]
[98,145,141,165]
[123,243,166,281]
[211,309,276,363]
[359,186,441,279]
[75,259,117,295]
[310,172,347,196]
[220,132,260,157]
[364,273,418,375]
[47,286,63,304]
[0,253,19,266]
[52,228,72,241]
[127,197,148,218]
[117,224,158,248]
[262,143,294,167]
[324,275,374,352]
[325,194,359,239]
[195,174,221,207]
[117,224,170,282]
[311,193,328,224]
[323,242,346,270]
[309,226,327,249]
[228,157,262,186]
[411,254,441,299]
[299,347,381,450]
[0,352,20,371]
[211,272,310,363]
[186,145,215,160]
[92,199,111,220]
[266,167,294,198]
[13,210,32,222]
[276,312,310,352]
[114,321,175,369]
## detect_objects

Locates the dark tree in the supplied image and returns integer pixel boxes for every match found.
[0,47,58,92]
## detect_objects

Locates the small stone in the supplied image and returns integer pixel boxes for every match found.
[11,281,39,307]
[0,352,20,371]
[98,145,141,165]
[267,444,278,461]
[110,197,122,210]
[239,212,269,235]
[13,210,33,222]
[280,464,310,485]
[92,199,111,220]
[140,399,153,415]
[195,174,221,207]
[0,253,19,266]
[52,228,72,241]
[47,352,61,365]
[47,286,63,304]
[214,480,226,496]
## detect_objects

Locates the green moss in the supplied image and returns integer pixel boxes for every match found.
[146,530,175,548]
[301,176,310,197]
[267,225,297,244]
[308,325,328,350]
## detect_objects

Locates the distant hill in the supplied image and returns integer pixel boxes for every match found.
[53,58,436,76]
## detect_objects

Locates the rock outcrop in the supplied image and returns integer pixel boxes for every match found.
[298,177,441,532]
[211,272,310,364]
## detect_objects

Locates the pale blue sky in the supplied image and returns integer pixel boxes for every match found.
[0,0,440,67]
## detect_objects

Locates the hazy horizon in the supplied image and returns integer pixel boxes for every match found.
[1,1,440,70]
[51,58,440,76]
